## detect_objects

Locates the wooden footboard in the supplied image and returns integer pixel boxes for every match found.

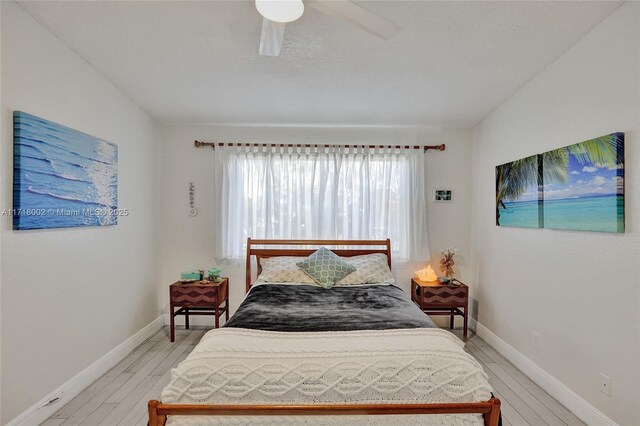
[148,398,501,426]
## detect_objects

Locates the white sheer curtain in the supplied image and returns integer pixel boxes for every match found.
[213,145,430,261]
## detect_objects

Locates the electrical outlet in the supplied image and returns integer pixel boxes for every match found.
[599,374,611,396]
[530,331,540,349]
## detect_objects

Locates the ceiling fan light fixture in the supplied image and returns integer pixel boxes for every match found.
[255,0,304,23]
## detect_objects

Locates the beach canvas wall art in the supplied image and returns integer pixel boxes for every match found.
[495,154,542,228]
[13,112,118,230]
[542,133,624,233]
[496,133,624,233]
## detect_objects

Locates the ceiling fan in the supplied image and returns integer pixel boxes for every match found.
[255,0,400,56]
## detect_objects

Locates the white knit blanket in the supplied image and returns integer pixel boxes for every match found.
[161,328,492,425]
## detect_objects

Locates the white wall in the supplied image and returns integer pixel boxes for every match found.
[160,125,473,324]
[471,3,639,424]
[0,2,162,423]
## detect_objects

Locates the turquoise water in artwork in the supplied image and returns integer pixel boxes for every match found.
[499,195,623,232]
[498,199,540,228]
[13,112,118,230]
[544,195,624,232]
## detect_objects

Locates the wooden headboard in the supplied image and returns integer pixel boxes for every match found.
[245,238,391,292]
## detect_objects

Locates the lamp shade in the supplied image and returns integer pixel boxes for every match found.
[255,0,304,23]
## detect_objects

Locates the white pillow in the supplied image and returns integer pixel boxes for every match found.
[254,256,317,285]
[337,253,395,286]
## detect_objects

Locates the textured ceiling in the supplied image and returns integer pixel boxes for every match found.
[18,1,622,126]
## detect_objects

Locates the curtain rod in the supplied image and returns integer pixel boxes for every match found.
[194,140,445,152]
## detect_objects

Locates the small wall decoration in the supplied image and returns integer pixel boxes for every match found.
[496,132,624,233]
[434,189,453,202]
[13,112,118,230]
[188,182,198,217]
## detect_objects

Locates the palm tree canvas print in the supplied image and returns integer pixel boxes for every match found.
[542,133,624,233]
[496,154,542,228]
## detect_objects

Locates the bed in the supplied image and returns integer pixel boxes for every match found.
[149,239,500,425]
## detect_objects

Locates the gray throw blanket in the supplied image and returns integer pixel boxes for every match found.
[224,283,436,331]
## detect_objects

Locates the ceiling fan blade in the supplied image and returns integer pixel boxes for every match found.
[307,1,400,40]
[259,18,286,56]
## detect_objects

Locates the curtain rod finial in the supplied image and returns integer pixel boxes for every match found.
[423,144,446,152]
[194,140,215,149]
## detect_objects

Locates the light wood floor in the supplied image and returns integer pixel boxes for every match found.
[44,326,584,426]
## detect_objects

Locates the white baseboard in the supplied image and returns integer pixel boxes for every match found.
[469,318,617,426]
[6,315,165,426]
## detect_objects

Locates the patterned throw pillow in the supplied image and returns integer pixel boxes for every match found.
[254,257,317,285]
[337,253,396,286]
[296,248,357,289]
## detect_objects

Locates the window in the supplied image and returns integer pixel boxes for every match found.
[213,145,429,261]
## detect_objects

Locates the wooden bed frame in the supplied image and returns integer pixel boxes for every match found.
[149,239,501,426]
[245,238,393,292]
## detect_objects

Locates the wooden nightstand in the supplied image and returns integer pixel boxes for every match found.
[169,278,229,342]
[411,278,469,339]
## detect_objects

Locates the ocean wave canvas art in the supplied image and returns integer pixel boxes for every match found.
[495,133,624,233]
[13,111,118,230]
